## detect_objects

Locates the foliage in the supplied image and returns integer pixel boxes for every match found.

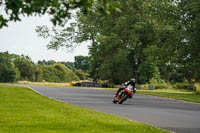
[139,83,171,90]
[0,52,84,83]
[42,64,79,82]
[175,0,200,82]
[172,83,193,90]
[154,84,171,89]
[1,0,200,85]
[74,55,89,72]
[81,0,179,84]
[29,0,200,84]
[141,83,193,90]
[74,69,88,80]
[0,52,19,82]
[59,61,75,70]
[35,25,77,50]
[149,78,165,85]
[38,60,56,66]
[36,0,180,84]
[195,83,200,93]
[13,54,42,82]
[139,84,149,90]
[0,0,121,28]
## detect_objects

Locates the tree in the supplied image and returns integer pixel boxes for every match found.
[42,64,79,82]
[59,61,75,70]
[177,0,200,82]
[0,52,19,82]
[0,0,120,28]
[76,0,179,84]
[12,54,42,82]
[37,60,48,66]
[35,0,187,84]
[74,69,87,80]
[74,55,89,72]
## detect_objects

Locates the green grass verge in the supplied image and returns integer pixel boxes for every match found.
[137,89,200,103]
[0,85,168,133]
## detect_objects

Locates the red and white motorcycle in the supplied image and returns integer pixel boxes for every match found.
[113,85,136,104]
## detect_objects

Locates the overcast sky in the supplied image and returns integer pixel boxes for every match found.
[0,15,89,63]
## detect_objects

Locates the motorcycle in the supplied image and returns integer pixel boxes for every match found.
[113,86,136,104]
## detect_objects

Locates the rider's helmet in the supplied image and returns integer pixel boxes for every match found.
[130,78,135,83]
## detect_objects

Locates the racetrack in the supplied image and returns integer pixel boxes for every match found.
[29,86,200,133]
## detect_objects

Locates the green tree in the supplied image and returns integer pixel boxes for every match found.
[0,52,19,82]
[59,61,75,70]
[74,56,89,72]
[42,64,79,82]
[35,0,182,84]
[12,54,41,82]
[177,0,200,82]
[0,0,120,28]
[37,60,48,66]
[78,0,179,84]
[74,69,87,80]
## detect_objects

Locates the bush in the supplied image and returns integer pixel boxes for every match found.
[74,69,87,80]
[149,78,165,85]
[0,63,19,82]
[154,84,171,89]
[173,83,193,90]
[140,84,149,90]
[54,64,80,82]
[195,83,200,93]
[42,64,80,82]
[0,52,19,82]
[139,83,171,90]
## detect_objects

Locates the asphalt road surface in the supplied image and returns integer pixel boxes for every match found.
[29,86,200,133]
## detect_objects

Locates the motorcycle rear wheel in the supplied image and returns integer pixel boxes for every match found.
[119,92,128,104]
[113,96,118,103]
[113,100,117,104]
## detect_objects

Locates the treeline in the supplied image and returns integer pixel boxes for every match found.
[0,52,89,83]
[79,0,200,84]
[36,0,200,84]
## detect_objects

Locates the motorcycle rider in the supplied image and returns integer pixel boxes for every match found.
[115,78,136,98]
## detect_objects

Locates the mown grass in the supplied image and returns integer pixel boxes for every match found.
[0,85,168,133]
[17,81,70,88]
[137,89,200,103]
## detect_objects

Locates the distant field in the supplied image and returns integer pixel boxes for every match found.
[137,89,200,103]
[0,85,168,133]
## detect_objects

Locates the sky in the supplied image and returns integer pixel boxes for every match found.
[0,15,89,63]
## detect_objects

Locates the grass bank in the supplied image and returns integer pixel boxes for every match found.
[17,81,70,87]
[0,85,168,133]
[137,89,200,103]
